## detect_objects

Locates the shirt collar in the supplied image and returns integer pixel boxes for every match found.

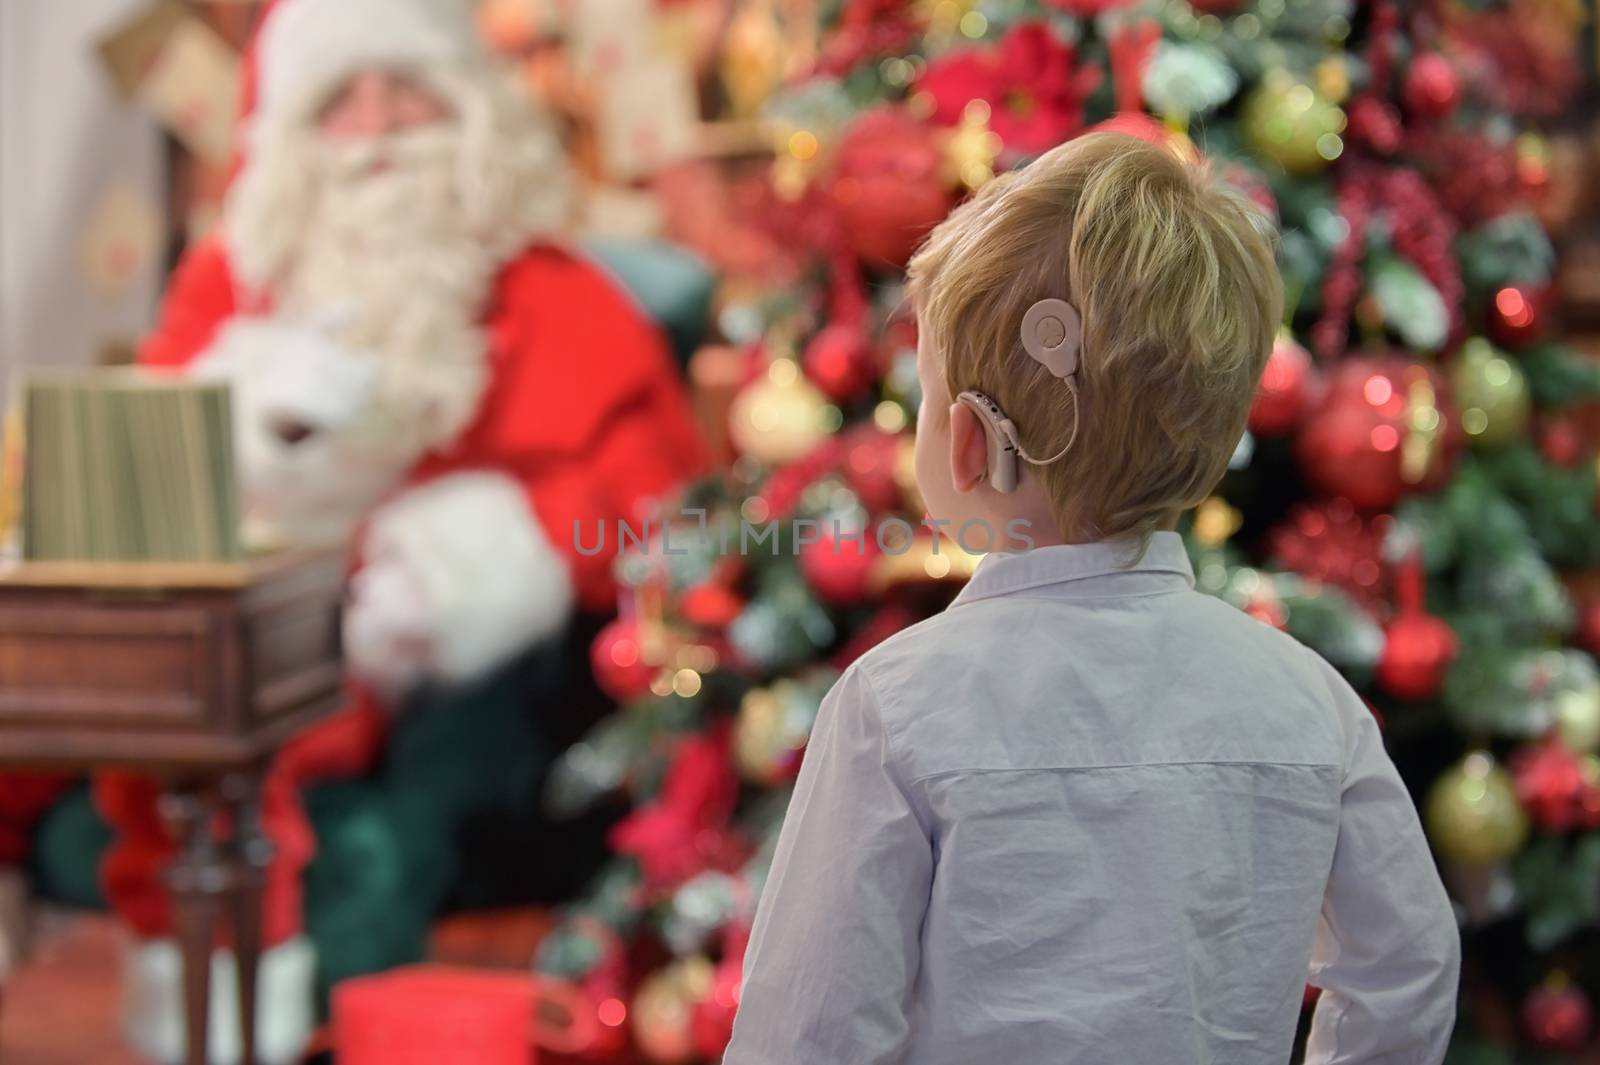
[951,530,1196,607]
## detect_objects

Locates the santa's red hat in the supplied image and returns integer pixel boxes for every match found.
[225,0,571,293]
[246,0,488,129]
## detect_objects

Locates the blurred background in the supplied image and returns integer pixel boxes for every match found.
[3,0,1600,1063]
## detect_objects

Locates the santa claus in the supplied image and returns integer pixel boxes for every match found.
[93,0,707,1061]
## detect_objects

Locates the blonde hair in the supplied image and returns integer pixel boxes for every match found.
[908,132,1283,547]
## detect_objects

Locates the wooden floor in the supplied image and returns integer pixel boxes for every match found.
[1,911,142,1065]
[0,906,559,1064]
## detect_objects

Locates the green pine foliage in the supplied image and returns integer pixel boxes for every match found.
[541,2,1598,1059]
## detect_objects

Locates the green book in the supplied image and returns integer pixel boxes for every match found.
[20,382,50,561]
[19,369,243,563]
[205,385,241,560]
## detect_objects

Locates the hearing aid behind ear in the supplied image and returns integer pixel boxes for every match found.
[953,299,1085,494]
[956,390,1023,493]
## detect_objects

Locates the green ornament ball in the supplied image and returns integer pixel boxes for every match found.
[1242,72,1347,175]
[1424,751,1529,866]
[1451,337,1531,449]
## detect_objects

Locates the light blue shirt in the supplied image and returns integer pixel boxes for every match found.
[725,532,1459,1065]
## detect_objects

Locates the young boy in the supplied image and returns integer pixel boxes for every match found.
[723,134,1460,1065]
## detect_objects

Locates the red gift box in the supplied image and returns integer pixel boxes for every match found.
[334,965,595,1065]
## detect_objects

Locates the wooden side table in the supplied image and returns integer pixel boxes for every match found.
[0,550,346,1065]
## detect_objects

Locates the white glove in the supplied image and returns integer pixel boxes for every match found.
[191,316,377,457]
[362,472,576,684]
[343,559,437,700]
[189,316,416,548]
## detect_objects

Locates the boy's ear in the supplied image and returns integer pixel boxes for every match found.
[948,400,988,494]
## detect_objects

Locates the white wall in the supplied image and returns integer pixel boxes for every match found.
[0,0,166,398]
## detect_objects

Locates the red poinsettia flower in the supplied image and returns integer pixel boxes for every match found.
[919,21,1102,156]
[609,727,741,887]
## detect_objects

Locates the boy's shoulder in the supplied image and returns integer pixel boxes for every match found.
[854,581,1321,672]
[847,581,1347,732]
[844,595,1015,719]
[850,597,984,673]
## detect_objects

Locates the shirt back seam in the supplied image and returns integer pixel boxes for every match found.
[952,587,1195,607]
[907,758,1342,788]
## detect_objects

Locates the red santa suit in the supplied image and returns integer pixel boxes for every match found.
[94,1,707,1060]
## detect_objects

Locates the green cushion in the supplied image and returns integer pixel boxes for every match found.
[30,784,110,910]
[582,239,715,367]
[25,644,602,1016]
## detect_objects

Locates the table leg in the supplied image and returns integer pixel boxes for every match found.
[161,786,228,1065]
[221,771,272,1065]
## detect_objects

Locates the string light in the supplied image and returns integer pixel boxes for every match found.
[672,669,703,698]
[874,401,909,434]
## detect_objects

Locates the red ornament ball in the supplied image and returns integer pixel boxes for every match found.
[842,427,906,512]
[689,961,742,1060]
[1266,501,1392,614]
[830,107,955,269]
[1296,356,1461,511]
[800,529,879,605]
[803,324,875,402]
[1540,416,1586,467]
[580,991,633,1061]
[1511,740,1600,833]
[1377,610,1459,702]
[590,617,658,701]
[679,581,745,631]
[1523,980,1593,1053]
[1250,334,1318,438]
[1403,53,1461,121]
[1486,284,1549,349]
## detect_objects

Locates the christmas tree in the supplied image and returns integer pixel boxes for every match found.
[537,1,1600,1061]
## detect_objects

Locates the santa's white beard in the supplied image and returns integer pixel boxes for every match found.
[216,66,572,548]
[273,126,497,463]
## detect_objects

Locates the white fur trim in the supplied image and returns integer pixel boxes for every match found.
[366,472,575,681]
[189,318,423,550]
[192,318,380,435]
[122,934,316,1065]
[255,0,483,124]
[227,57,572,296]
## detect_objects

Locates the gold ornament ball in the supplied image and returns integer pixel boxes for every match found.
[1555,683,1600,755]
[1314,55,1351,104]
[1424,751,1529,866]
[720,4,786,119]
[729,361,833,465]
[1193,497,1243,548]
[734,685,799,785]
[1242,73,1347,175]
[632,957,716,1065]
[1451,338,1531,449]
[869,533,983,593]
[895,432,924,515]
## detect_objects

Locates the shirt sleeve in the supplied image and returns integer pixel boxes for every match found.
[724,664,933,1065]
[1305,654,1461,1065]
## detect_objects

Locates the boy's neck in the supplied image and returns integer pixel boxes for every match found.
[987,503,1181,551]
